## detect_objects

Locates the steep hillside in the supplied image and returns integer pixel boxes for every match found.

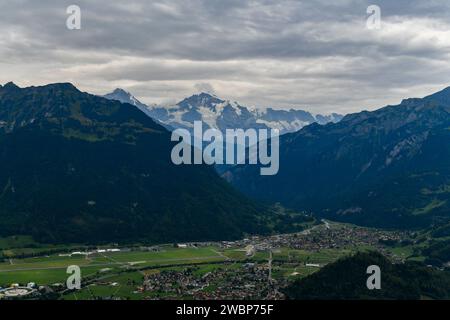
[0,82,268,244]
[284,251,450,300]
[227,87,450,229]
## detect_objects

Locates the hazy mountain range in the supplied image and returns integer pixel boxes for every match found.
[104,89,343,135]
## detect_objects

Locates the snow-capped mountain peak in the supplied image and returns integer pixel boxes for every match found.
[103,88,160,122]
[104,88,142,107]
[103,89,344,134]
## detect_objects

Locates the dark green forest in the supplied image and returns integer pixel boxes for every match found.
[284,251,450,300]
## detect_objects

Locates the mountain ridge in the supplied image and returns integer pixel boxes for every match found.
[0,82,269,243]
[103,89,344,135]
[226,86,450,229]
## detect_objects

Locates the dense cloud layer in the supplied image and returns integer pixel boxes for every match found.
[1,0,450,113]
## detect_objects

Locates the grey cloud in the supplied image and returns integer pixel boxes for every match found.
[1,0,450,114]
[194,83,216,94]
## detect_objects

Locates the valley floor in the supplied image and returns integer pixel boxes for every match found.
[0,221,438,300]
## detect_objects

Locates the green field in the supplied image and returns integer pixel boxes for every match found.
[0,266,107,286]
[0,243,348,294]
[0,222,422,300]
[0,246,226,287]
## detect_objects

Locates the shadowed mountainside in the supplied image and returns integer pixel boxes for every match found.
[0,82,269,244]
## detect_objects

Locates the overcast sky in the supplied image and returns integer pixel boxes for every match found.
[1,0,450,114]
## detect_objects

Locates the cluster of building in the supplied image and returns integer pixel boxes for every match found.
[140,268,207,296]
[192,264,283,300]
[140,263,283,300]
[220,223,407,253]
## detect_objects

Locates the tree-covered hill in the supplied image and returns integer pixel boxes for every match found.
[284,251,450,300]
[228,87,450,230]
[0,82,269,244]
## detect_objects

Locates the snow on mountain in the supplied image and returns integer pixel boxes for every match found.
[103,90,344,135]
[103,88,153,118]
[103,88,172,130]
